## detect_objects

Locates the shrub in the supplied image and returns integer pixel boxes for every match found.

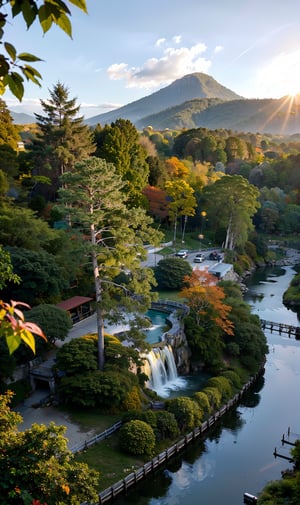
[202,386,222,411]
[122,386,142,411]
[166,396,202,432]
[206,376,233,401]
[193,391,211,416]
[154,257,192,290]
[155,410,179,440]
[221,370,242,390]
[119,420,155,456]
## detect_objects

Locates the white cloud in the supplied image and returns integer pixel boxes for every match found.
[173,35,182,44]
[107,41,211,90]
[155,38,166,47]
[214,45,224,54]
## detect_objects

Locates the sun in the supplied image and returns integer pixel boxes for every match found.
[257,49,300,98]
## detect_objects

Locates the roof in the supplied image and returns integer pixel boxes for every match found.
[56,296,93,311]
[208,262,233,278]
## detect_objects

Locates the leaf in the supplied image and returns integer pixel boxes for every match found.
[54,11,72,37]
[0,55,9,77]
[6,333,22,355]
[6,72,24,101]
[21,0,38,28]
[19,328,36,354]
[18,52,43,62]
[11,1,23,17]
[21,63,43,85]
[45,0,71,15]
[68,0,87,13]
[22,66,42,86]
[4,42,17,62]
[38,4,53,34]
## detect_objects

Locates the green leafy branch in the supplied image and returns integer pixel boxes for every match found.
[0,0,87,100]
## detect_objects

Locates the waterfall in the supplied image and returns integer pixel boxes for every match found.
[142,344,186,398]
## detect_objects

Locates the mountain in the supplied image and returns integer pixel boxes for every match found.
[10,111,36,124]
[85,72,242,126]
[135,96,300,134]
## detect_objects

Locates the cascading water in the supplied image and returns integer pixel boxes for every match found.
[142,344,186,398]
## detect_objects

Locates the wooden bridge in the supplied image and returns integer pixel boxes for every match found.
[260,319,300,339]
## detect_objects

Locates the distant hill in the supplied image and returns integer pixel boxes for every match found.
[85,73,242,126]
[10,111,36,124]
[136,96,300,134]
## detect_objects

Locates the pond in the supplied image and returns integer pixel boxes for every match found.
[143,309,171,344]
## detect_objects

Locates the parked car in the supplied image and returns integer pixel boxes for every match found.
[193,253,204,263]
[175,249,188,259]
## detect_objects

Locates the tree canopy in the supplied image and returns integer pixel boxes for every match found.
[0,391,99,505]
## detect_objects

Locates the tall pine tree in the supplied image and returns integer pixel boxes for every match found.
[30,82,95,201]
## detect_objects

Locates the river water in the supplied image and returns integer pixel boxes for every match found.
[114,264,300,505]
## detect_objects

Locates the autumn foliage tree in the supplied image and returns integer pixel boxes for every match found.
[180,270,234,370]
[181,270,234,335]
[142,185,169,221]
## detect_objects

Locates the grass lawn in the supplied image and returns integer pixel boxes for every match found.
[59,405,121,432]
[75,431,147,491]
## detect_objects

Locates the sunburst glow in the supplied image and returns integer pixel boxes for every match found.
[256,49,300,98]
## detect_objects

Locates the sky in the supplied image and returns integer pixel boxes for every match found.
[4,0,300,118]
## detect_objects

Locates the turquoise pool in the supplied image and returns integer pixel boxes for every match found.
[143,309,171,344]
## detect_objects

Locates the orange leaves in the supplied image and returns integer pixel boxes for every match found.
[0,300,47,354]
[142,185,169,219]
[165,157,189,179]
[181,269,234,335]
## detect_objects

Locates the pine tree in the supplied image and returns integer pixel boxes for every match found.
[57,156,163,369]
[29,82,95,201]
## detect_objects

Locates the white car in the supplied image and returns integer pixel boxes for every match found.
[175,250,188,259]
[193,253,204,263]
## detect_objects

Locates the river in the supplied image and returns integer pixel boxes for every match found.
[114,264,300,505]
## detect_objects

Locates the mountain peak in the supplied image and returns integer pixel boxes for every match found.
[86,72,242,126]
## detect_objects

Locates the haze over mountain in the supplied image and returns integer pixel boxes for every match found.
[10,72,300,135]
[10,111,36,124]
[85,72,300,135]
[86,73,242,127]
[135,96,300,134]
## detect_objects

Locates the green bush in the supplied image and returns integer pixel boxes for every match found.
[220,370,242,390]
[119,420,155,456]
[122,386,142,411]
[193,391,211,416]
[155,410,179,440]
[166,396,202,432]
[206,376,233,402]
[154,257,192,290]
[202,386,222,411]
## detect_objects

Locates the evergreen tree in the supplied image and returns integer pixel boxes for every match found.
[0,99,20,150]
[29,82,95,200]
[57,156,162,369]
[94,118,149,207]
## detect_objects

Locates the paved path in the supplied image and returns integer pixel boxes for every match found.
[15,315,102,449]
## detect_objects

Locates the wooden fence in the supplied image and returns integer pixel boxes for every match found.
[79,368,263,505]
[70,421,122,454]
